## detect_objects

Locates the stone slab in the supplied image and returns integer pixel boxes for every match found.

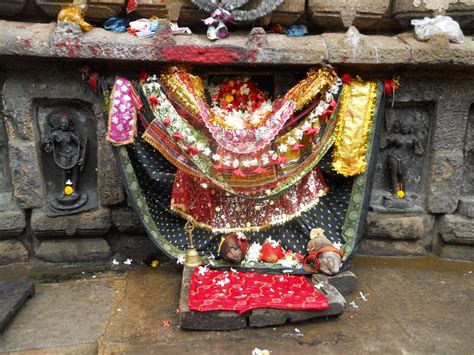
[97,124,125,206]
[437,244,474,262]
[366,212,435,241]
[309,0,391,30]
[31,207,111,237]
[248,281,345,328]
[35,238,112,263]
[459,197,474,218]
[178,266,346,330]
[438,213,474,246]
[0,206,26,238]
[313,271,358,296]
[0,240,28,265]
[427,151,464,214]
[8,141,42,209]
[357,238,429,257]
[178,266,246,330]
[322,28,412,65]
[0,20,474,66]
[0,279,34,332]
[0,279,116,352]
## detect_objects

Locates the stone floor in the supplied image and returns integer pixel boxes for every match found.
[0,256,473,354]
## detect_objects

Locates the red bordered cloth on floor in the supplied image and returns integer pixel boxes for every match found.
[188,268,329,314]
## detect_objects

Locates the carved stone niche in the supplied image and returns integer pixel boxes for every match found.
[36,100,97,217]
[370,104,433,213]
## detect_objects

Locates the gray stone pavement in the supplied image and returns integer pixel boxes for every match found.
[0,256,473,354]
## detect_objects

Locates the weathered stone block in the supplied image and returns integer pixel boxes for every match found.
[366,212,435,240]
[0,279,35,332]
[357,238,429,256]
[97,121,125,206]
[0,0,26,16]
[322,28,411,65]
[398,32,474,66]
[438,214,474,246]
[249,281,345,327]
[36,238,112,262]
[437,244,474,262]
[0,240,28,265]
[8,141,42,209]
[35,0,125,21]
[392,0,474,30]
[31,207,111,237]
[0,208,26,238]
[459,197,474,218]
[427,151,464,214]
[257,34,327,64]
[111,207,145,234]
[313,271,358,296]
[309,0,391,30]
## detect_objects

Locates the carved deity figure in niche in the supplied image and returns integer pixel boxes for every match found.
[42,110,88,214]
[380,112,426,208]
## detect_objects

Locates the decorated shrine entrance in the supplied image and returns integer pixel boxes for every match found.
[84,65,392,328]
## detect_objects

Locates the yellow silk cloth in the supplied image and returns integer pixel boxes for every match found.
[332,79,379,176]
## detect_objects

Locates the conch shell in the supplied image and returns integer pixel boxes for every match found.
[307,228,342,275]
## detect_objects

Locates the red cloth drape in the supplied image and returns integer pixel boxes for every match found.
[188,269,329,314]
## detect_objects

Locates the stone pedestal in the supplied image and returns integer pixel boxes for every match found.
[178,267,346,330]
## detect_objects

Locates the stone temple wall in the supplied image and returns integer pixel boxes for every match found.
[0,15,473,265]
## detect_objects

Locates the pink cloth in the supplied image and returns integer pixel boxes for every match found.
[107,77,137,146]
[189,268,329,314]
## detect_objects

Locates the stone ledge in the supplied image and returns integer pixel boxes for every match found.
[0,20,473,66]
[438,214,474,246]
[35,238,112,262]
[31,207,111,237]
[357,238,430,256]
[366,212,435,241]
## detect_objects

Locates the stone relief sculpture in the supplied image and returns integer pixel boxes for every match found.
[42,109,88,215]
[380,112,427,210]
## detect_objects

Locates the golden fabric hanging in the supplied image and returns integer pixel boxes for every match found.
[283,66,338,111]
[332,79,379,177]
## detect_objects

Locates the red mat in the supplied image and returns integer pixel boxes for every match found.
[188,268,329,314]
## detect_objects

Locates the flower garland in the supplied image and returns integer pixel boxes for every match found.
[145,74,340,174]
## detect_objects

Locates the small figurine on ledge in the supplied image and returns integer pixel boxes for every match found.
[304,228,344,275]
